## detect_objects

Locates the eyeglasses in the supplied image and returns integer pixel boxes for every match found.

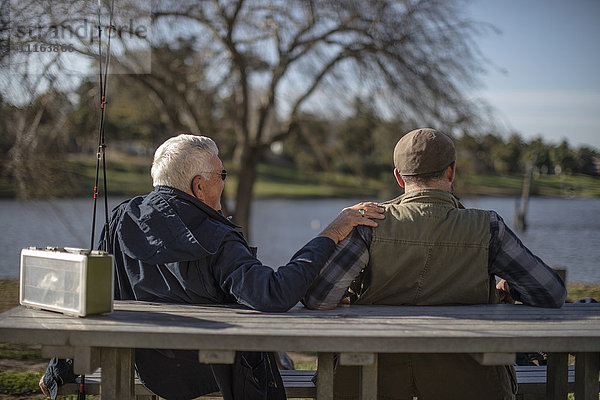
[200,169,227,181]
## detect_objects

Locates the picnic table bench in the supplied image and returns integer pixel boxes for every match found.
[57,365,592,399]
[1,301,599,399]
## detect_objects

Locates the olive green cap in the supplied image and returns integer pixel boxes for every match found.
[393,128,456,176]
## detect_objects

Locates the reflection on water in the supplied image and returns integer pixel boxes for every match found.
[1,196,599,283]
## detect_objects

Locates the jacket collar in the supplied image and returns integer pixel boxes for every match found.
[399,189,465,209]
[154,186,240,229]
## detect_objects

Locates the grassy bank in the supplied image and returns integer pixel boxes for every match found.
[1,152,599,199]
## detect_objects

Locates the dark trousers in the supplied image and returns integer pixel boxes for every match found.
[333,353,517,400]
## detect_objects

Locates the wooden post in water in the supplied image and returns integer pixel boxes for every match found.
[515,154,538,231]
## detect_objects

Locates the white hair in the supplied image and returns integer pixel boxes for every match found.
[150,134,219,191]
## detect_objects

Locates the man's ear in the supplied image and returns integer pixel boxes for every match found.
[447,162,456,182]
[394,168,406,188]
[190,175,203,198]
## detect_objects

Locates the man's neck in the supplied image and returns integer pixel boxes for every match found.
[404,181,452,193]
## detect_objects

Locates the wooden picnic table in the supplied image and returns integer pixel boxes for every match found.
[1,301,599,399]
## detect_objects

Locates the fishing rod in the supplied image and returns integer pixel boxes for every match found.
[83,1,115,397]
[90,0,116,253]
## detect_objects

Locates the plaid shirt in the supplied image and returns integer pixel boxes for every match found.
[303,211,567,309]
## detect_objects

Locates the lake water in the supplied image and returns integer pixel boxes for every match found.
[1,196,599,283]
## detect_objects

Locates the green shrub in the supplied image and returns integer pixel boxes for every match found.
[0,370,43,395]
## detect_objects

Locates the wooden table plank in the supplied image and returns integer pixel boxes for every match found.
[2,302,599,400]
[2,303,599,355]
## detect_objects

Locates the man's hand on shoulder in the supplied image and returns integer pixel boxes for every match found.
[319,202,384,244]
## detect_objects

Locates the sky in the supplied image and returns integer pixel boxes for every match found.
[466,0,600,150]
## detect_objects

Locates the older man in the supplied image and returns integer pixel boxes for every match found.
[41,134,383,400]
[304,128,567,400]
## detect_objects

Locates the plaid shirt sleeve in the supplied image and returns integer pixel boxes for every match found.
[302,226,372,310]
[488,211,567,308]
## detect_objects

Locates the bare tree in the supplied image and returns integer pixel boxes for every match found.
[148,0,493,234]
[1,84,73,198]
[4,0,494,236]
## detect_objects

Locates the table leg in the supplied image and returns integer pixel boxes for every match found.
[100,347,134,400]
[338,353,378,400]
[575,352,600,400]
[317,352,334,400]
[359,354,377,400]
[546,352,568,400]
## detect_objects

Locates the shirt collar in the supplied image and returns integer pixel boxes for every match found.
[400,189,465,209]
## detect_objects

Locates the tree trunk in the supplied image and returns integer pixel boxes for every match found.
[233,143,260,238]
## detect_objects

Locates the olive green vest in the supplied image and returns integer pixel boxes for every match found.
[338,190,514,399]
[357,189,498,306]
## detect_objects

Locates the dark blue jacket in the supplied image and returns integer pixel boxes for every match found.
[111,186,335,311]
[45,186,336,400]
